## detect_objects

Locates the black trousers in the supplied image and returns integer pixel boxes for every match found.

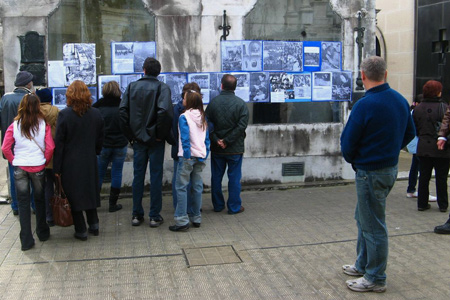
[72,209,99,234]
[417,156,449,210]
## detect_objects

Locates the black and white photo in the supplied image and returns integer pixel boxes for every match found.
[249,72,269,102]
[63,43,96,86]
[293,73,312,100]
[321,42,341,71]
[332,71,352,101]
[263,41,284,71]
[112,42,134,74]
[165,73,188,104]
[88,87,97,104]
[133,42,156,72]
[232,72,250,102]
[242,41,263,71]
[221,41,243,72]
[209,72,225,100]
[312,72,332,101]
[188,73,211,103]
[52,88,68,109]
[282,42,303,72]
[269,72,286,103]
[120,74,142,94]
[304,46,320,67]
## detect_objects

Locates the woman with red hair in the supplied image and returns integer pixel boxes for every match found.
[53,80,104,241]
[413,80,449,212]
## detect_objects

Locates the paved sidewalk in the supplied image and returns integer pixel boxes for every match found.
[1,155,450,299]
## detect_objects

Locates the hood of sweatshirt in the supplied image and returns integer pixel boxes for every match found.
[184,109,204,128]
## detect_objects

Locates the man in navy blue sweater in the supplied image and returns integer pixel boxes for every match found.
[340,56,415,293]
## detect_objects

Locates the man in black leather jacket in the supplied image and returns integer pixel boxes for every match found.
[119,58,173,228]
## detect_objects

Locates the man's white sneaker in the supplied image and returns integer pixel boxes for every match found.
[342,264,364,276]
[429,195,437,202]
[406,191,418,198]
[346,277,386,293]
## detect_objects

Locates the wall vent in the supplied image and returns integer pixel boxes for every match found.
[282,162,305,176]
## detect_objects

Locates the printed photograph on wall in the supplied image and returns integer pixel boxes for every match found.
[98,75,121,98]
[282,42,303,72]
[332,71,352,101]
[232,72,250,102]
[304,46,320,67]
[165,73,187,104]
[292,73,312,101]
[188,73,211,104]
[321,42,341,71]
[269,72,286,103]
[263,41,284,71]
[133,42,156,73]
[119,74,142,94]
[111,41,156,74]
[221,41,243,72]
[242,41,263,71]
[249,72,270,102]
[52,87,68,110]
[63,43,96,86]
[209,72,225,100]
[312,72,332,101]
[48,60,65,88]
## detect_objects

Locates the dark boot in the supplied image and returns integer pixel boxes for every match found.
[109,187,122,212]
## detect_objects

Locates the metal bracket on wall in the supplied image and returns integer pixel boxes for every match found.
[219,10,231,41]
[354,10,366,91]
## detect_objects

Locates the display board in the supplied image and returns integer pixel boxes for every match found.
[63,43,96,86]
[111,41,156,74]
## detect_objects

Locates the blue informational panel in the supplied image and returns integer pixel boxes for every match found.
[303,41,322,73]
[221,40,263,72]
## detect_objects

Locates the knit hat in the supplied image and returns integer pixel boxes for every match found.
[14,71,34,87]
[36,88,53,103]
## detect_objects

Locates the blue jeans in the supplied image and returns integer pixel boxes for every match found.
[9,162,35,211]
[174,158,205,226]
[98,146,127,189]
[172,159,193,210]
[14,167,48,249]
[132,141,165,218]
[354,166,397,285]
[407,154,419,193]
[44,169,54,222]
[210,153,243,213]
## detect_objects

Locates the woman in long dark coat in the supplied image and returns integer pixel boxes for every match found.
[53,80,104,241]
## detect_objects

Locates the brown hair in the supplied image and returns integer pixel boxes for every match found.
[221,74,237,91]
[184,90,207,131]
[422,80,443,99]
[66,80,92,116]
[14,93,45,139]
[102,81,121,98]
[181,82,201,99]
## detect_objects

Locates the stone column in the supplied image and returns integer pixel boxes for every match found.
[144,0,257,73]
[0,0,60,92]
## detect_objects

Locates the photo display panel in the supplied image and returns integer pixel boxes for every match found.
[263,41,303,72]
[111,41,156,74]
[303,41,321,72]
[63,43,96,86]
[321,42,342,71]
[221,40,263,72]
[52,87,68,110]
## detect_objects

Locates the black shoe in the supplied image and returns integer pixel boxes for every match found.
[109,204,123,212]
[12,209,18,215]
[228,206,245,214]
[88,228,99,236]
[21,242,35,251]
[434,222,450,234]
[149,217,164,228]
[418,204,431,211]
[192,222,201,228]
[439,208,448,212]
[74,233,88,241]
[213,208,224,212]
[39,235,50,242]
[169,224,190,232]
[47,220,55,227]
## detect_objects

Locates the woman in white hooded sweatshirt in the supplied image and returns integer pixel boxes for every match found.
[170,89,210,232]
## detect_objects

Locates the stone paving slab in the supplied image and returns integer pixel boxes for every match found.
[1,178,450,299]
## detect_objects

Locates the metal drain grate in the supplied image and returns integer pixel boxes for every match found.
[183,245,242,267]
[282,162,305,176]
